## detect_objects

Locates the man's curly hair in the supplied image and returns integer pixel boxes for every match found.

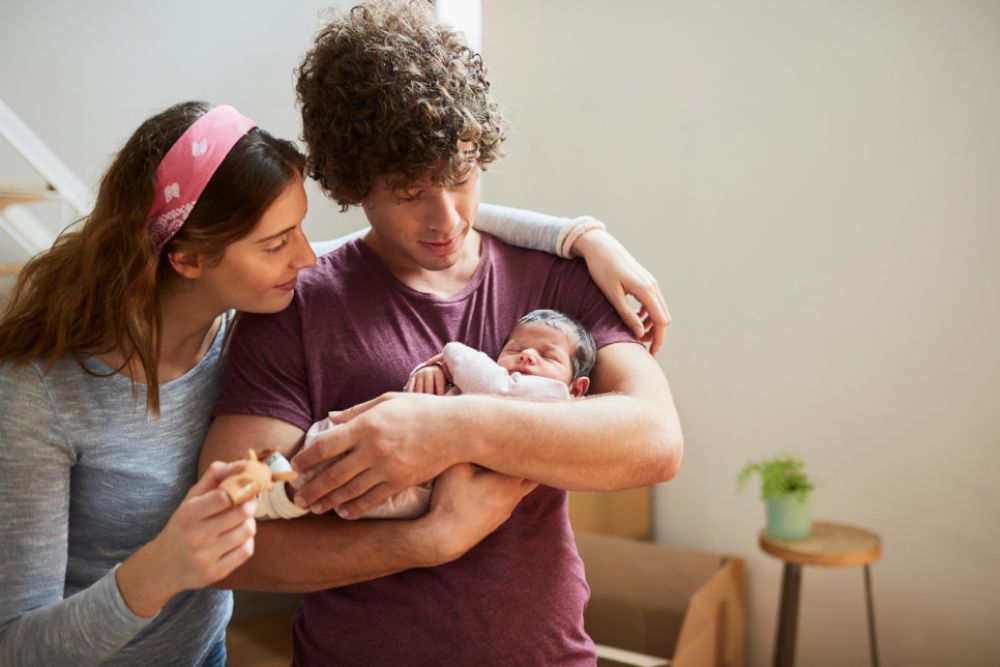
[296,0,505,210]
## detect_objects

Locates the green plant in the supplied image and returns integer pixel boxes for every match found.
[736,455,814,502]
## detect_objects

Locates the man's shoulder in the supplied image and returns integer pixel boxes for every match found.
[483,233,591,285]
[303,238,369,285]
[292,238,390,307]
[482,233,584,276]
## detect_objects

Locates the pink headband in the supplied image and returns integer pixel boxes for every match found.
[146,105,258,253]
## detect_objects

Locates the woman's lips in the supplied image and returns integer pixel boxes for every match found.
[276,277,297,291]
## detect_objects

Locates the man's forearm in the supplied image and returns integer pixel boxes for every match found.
[217,513,446,593]
[452,341,683,490]
[200,414,451,592]
[459,391,681,492]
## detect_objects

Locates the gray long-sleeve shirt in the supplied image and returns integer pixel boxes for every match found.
[0,314,233,667]
[0,205,569,665]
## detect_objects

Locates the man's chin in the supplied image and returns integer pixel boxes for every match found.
[416,254,462,271]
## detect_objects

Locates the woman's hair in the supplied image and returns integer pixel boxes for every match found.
[296,0,505,210]
[507,309,597,380]
[0,100,305,415]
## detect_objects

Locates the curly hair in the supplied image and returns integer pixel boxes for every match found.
[296,0,505,209]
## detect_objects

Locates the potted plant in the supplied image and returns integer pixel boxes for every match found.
[737,455,815,540]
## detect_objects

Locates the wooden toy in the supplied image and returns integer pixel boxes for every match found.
[219,449,297,506]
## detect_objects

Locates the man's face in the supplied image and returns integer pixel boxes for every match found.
[361,147,481,273]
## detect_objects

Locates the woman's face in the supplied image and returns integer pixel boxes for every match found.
[195,174,316,314]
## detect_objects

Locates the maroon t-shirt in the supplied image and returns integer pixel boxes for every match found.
[214,234,637,666]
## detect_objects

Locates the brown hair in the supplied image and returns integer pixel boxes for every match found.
[506,309,597,380]
[0,100,304,414]
[296,0,505,210]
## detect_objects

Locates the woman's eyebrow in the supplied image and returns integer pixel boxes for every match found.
[255,225,298,243]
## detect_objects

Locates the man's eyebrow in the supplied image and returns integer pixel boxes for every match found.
[255,224,299,243]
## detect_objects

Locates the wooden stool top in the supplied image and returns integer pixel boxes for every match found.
[759,521,882,567]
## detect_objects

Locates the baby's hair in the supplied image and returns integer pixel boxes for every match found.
[507,309,597,379]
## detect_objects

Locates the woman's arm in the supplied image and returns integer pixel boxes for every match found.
[474,203,571,254]
[476,204,672,355]
[0,366,150,666]
[0,366,256,666]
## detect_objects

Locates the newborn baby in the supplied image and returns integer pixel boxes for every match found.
[257,309,595,521]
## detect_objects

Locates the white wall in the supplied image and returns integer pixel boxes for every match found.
[0,0,365,264]
[482,1,1000,665]
[3,1,998,664]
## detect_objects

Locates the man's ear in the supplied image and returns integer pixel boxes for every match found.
[569,376,590,398]
[165,251,205,279]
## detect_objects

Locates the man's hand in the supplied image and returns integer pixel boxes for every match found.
[290,392,464,517]
[421,463,538,562]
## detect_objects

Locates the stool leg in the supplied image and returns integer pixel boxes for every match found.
[864,565,879,667]
[773,562,802,667]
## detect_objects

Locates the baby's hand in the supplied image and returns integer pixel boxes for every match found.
[405,364,448,395]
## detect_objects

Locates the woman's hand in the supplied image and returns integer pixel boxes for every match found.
[116,461,257,618]
[570,229,671,355]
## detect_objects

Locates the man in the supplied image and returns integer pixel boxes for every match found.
[201,2,682,664]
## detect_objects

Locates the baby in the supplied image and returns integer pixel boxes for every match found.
[255,309,595,521]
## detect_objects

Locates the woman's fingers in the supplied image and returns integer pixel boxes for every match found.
[187,460,246,499]
[199,497,257,537]
[183,488,239,522]
[607,287,644,341]
[209,535,256,581]
[212,512,257,556]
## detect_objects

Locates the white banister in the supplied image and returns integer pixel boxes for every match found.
[0,98,92,258]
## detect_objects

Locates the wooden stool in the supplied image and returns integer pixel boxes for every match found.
[759,521,882,667]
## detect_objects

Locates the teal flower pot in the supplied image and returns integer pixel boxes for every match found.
[765,494,813,540]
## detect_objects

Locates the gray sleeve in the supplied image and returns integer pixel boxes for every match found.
[308,204,576,257]
[0,365,152,666]
[473,203,575,255]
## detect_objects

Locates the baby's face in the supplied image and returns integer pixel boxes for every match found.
[497,322,577,385]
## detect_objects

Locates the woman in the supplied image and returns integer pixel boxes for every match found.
[0,101,667,666]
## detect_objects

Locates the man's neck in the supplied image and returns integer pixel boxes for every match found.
[365,228,483,298]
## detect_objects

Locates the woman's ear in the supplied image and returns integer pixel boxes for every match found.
[165,251,205,279]
[569,376,590,398]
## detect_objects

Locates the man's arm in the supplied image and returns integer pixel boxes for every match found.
[293,342,682,517]
[198,415,536,592]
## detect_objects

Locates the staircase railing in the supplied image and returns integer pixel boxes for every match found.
[0,99,93,257]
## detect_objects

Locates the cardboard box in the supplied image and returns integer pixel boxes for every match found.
[570,487,652,539]
[576,533,746,667]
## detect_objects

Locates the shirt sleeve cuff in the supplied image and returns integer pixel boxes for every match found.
[105,563,160,628]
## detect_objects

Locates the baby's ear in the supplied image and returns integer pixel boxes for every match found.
[569,376,590,398]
